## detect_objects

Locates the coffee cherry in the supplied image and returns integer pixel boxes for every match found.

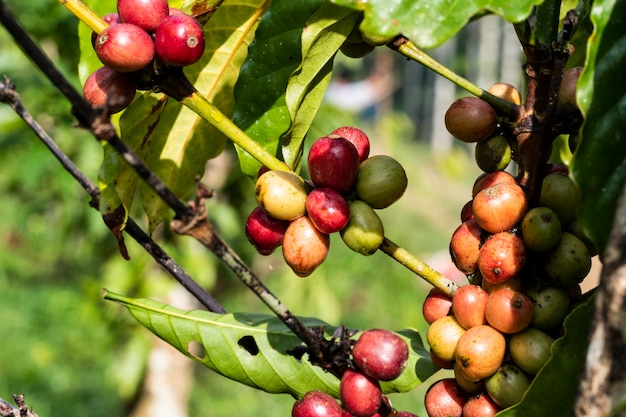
[305,187,350,234]
[521,206,562,252]
[444,97,498,143]
[422,287,452,325]
[485,364,531,409]
[454,324,505,382]
[427,315,466,362]
[430,348,455,369]
[91,13,121,47]
[308,136,360,194]
[450,219,483,275]
[331,126,370,162]
[117,0,169,33]
[453,363,484,395]
[478,232,526,285]
[155,14,205,67]
[282,216,330,277]
[488,82,522,105]
[94,23,155,72]
[352,329,409,381]
[340,200,384,256]
[509,328,554,375]
[484,287,534,334]
[339,369,382,417]
[254,170,307,221]
[460,200,474,222]
[292,390,342,417]
[451,284,489,329]
[557,66,583,111]
[244,206,290,255]
[424,378,466,417]
[340,41,376,59]
[526,286,570,331]
[474,134,511,173]
[471,171,517,198]
[543,232,591,287]
[355,155,407,209]
[472,182,528,234]
[539,173,581,225]
[82,66,137,114]
[462,392,501,417]
[481,274,523,294]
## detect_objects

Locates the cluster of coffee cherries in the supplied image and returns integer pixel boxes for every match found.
[420,76,593,417]
[82,0,205,114]
[292,329,418,417]
[246,126,408,277]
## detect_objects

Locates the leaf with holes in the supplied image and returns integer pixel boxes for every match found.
[104,290,438,398]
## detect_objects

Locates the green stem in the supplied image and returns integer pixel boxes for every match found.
[534,0,562,48]
[59,0,108,34]
[389,37,520,120]
[380,238,460,297]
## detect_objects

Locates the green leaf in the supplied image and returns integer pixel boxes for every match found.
[496,296,593,417]
[329,0,544,49]
[283,3,361,171]
[232,0,325,176]
[79,0,266,231]
[104,290,438,398]
[571,0,626,257]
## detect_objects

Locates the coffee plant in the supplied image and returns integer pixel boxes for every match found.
[1,0,626,416]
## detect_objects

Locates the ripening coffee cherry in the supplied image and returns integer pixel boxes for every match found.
[339,369,382,417]
[427,315,466,362]
[557,66,583,111]
[305,187,350,234]
[521,206,562,252]
[539,173,581,225]
[308,136,360,194]
[526,285,570,331]
[451,284,489,329]
[450,219,483,275]
[422,287,453,325]
[355,155,408,209]
[91,13,121,47]
[543,232,591,287]
[472,182,528,234]
[331,126,371,162]
[244,206,290,255]
[352,329,409,381]
[453,362,484,395]
[340,200,384,256]
[292,390,343,417]
[471,171,517,198]
[487,82,522,105]
[485,364,531,409]
[474,135,511,173]
[83,66,137,114]
[462,392,501,417]
[509,328,554,375]
[444,97,498,143]
[155,14,206,67]
[254,170,307,221]
[424,379,466,417]
[282,216,330,277]
[484,287,534,334]
[478,232,526,285]
[117,0,169,33]
[94,23,155,72]
[455,324,506,382]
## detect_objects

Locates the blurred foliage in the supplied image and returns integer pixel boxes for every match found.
[0,3,477,417]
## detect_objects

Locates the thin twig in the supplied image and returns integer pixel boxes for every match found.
[0,395,39,417]
[0,78,226,314]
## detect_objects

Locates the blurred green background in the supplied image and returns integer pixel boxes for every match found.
[0,1,485,416]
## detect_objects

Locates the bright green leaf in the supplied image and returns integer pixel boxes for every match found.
[329,0,544,49]
[104,290,438,398]
[232,0,324,176]
[572,0,626,256]
[283,3,361,171]
[496,296,593,416]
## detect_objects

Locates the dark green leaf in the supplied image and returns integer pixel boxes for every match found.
[496,296,593,416]
[572,0,626,256]
[329,0,544,49]
[104,291,438,398]
[232,0,324,176]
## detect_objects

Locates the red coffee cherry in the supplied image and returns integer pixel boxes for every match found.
[352,329,409,381]
[155,14,206,67]
[94,23,155,72]
[82,66,137,114]
[117,0,169,33]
